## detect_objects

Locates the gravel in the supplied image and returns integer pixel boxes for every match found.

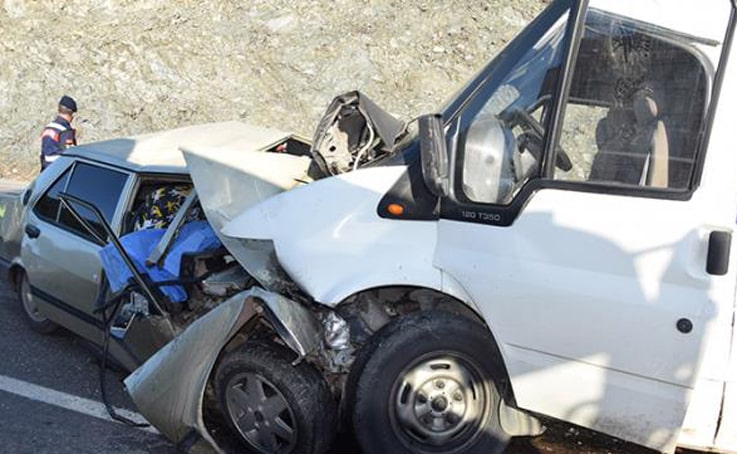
[0,0,548,179]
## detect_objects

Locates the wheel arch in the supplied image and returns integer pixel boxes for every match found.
[335,285,517,406]
[337,285,544,437]
[8,262,24,290]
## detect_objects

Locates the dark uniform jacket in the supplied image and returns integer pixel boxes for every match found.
[40,116,76,171]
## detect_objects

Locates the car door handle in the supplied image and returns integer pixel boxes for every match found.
[706,230,731,276]
[24,224,40,239]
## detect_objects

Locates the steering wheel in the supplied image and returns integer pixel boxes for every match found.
[511,108,572,172]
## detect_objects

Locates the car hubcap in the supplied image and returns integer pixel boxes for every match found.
[392,354,489,450]
[226,372,297,454]
[21,277,47,323]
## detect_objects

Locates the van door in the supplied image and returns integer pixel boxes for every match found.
[434,1,735,452]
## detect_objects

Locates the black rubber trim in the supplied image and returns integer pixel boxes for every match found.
[30,285,142,364]
[690,5,737,189]
[377,142,439,221]
[441,178,693,227]
[32,286,103,329]
[541,0,588,178]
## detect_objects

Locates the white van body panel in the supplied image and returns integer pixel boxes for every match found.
[435,185,737,452]
[223,166,445,305]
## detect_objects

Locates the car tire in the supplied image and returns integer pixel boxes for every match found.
[215,341,337,454]
[350,310,509,454]
[17,271,57,334]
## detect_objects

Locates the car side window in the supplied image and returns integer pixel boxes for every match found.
[34,162,128,242]
[555,2,729,190]
[34,168,72,223]
[60,163,128,240]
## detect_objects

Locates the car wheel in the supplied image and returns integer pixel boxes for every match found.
[351,311,509,454]
[17,271,57,334]
[215,341,337,454]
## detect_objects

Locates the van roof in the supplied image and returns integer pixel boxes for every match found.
[589,0,732,44]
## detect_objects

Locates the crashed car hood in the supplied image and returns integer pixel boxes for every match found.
[181,125,312,277]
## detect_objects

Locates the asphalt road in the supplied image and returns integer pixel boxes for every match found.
[0,273,681,454]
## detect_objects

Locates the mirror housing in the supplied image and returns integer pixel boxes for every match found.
[418,114,449,197]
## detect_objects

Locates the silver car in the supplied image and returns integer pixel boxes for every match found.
[0,121,307,371]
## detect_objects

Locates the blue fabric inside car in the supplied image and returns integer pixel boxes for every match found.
[98,220,222,303]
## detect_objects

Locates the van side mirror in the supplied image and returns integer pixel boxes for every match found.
[418,114,449,197]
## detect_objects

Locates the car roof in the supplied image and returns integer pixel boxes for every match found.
[63,121,292,174]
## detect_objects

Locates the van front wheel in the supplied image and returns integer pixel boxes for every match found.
[351,311,508,454]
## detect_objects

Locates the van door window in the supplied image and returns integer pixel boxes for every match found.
[555,1,730,190]
[457,10,571,205]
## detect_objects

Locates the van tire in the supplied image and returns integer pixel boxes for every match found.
[214,341,337,454]
[350,311,508,454]
[17,271,58,334]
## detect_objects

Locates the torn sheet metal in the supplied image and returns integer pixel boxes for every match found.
[125,291,255,452]
[181,141,311,292]
[124,287,322,452]
[310,91,406,176]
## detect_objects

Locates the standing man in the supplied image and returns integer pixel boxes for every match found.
[40,95,77,172]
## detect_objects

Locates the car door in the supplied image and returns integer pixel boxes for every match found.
[434,1,735,452]
[22,160,131,342]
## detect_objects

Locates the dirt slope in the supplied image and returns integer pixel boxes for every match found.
[0,0,547,179]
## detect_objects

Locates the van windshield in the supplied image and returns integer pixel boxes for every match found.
[439,0,573,120]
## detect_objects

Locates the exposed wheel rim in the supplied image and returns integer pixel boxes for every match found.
[225,371,298,454]
[20,275,48,324]
[390,353,491,453]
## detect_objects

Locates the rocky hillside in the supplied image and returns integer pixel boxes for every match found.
[0,0,546,179]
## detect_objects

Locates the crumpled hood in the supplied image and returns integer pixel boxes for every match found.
[182,122,430,306]
[180,125,312,282]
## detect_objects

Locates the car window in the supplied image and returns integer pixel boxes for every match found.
[34,162,128,242]
[59,162,128,240]
[34,168,72,223]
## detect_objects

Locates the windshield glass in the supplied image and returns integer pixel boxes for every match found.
[439,0,573,120]
[454,5,571,205]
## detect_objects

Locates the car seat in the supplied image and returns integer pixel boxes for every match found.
[589,85,669,187]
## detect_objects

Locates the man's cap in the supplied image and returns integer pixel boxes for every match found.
[59,95,77,113]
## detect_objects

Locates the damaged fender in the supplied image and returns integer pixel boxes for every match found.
[124,287,322,452]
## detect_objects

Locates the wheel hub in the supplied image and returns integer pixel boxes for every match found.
[430,396,448,413]
[392,355,488,448]
[225,372,297,454]
[413,375,468,432]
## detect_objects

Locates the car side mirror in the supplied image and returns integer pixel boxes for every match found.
[418,114,449,197]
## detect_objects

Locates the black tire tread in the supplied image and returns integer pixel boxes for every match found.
[351,310,508,454]
[215,341,337,454]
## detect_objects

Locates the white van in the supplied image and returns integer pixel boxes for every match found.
[125,1,737,453]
